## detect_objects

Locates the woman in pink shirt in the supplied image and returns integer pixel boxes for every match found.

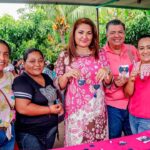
[125,35,150,134]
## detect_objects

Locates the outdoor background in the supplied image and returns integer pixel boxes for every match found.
[0,3,150,148]
[0,3,150,63]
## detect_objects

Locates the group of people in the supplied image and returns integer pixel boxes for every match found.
[0,17,150,150]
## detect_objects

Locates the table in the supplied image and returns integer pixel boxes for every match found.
[54,130,150,150]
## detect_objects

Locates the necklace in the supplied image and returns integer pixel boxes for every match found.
[76,50,93,57]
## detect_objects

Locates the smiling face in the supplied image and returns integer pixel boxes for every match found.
[24,51,44,76]
[75,23,93,49]
[106,24,125,48]
[138,37,150,64]
[0,43,9,72]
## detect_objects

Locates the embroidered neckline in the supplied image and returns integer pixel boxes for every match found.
[76,49,93,58]
[76,53,93,57]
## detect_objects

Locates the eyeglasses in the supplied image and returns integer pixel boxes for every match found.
[26,59,44,65]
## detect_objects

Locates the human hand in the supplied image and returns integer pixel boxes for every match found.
[114,76,128,87]
[64,68,80,79]
[49,104,64,115]
[129,70,138,82]
[104,72,113,85]
[57,103,64,116]
[96,67,110,82]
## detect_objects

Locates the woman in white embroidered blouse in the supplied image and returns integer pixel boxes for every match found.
[0,39,15,150]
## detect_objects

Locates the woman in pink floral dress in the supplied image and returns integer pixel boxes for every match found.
[55,18,112,146]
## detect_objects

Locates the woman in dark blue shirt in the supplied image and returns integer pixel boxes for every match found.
[13,48,64,150]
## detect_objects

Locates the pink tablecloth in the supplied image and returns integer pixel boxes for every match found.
[54,130,150,150]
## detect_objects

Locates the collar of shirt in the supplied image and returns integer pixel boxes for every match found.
[103,42,127,55]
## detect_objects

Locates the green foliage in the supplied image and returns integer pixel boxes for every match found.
[126,13,150,46]
[0,5,150,63]
[99,8,150,47]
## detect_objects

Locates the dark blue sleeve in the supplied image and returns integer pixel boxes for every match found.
[12,75,34,100]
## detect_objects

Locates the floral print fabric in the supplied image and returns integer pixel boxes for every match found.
[55,50,109,146]
[0,72,15,139]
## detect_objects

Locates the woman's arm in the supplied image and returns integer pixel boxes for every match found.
[58,74,69,90]
[15,98,62,116]
[124,70,137,97]
[98,49,113,86]
[58,69,80,89]
[124,79,135,97]
[55,51,69,90]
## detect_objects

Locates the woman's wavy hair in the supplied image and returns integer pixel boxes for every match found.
[67,18,99,63]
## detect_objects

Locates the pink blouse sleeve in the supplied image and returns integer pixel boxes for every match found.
[55,51,68,77]
[99,49,110,68]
